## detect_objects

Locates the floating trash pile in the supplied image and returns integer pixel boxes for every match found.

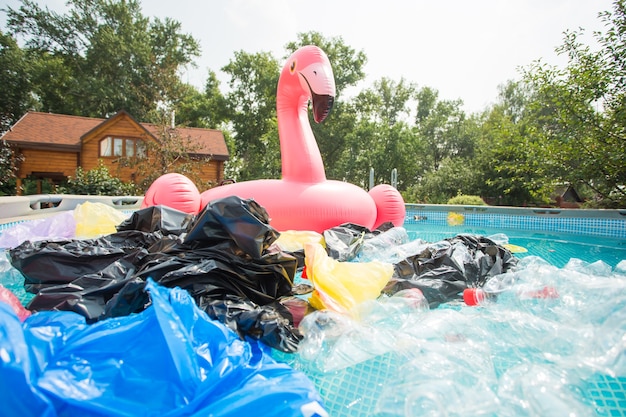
[0,199,625,416]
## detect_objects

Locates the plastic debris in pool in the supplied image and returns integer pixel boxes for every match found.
[0,279,329,417]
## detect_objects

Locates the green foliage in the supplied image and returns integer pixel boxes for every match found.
[221,50,280,181]
[21,176,55,195]
[4,0,200,119]
[520,0,626,208]
[58,162,137,196]
[0,139,22,195]
[403,157,482,204]
[172,72,229,129]
[0,30,37,132]
[447,195,486,205]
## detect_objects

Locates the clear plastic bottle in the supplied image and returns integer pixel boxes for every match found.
[463,273,559,307]
[358,227,410,262]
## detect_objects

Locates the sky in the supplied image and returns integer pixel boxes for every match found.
[1,0,616,113]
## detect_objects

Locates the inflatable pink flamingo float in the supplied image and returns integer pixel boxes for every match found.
[143,45,405,233]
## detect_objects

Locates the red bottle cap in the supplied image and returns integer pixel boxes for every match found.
[463,288,486,306]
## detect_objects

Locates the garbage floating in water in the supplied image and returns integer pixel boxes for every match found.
[1,197,625,417]
[278,256,626,417]
[0,279,328,417]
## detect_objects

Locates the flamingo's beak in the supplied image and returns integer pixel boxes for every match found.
[311,92,334,123]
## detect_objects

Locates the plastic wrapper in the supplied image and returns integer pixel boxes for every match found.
[0,210,76,249]
[304,242,393,313]
[386,234,518,308]
[275,230,325,253]
[0,279,328,417]
[9,230,170,293]
[323,222,396,261]
[73,201,129,238]
[322,223,371,261]
[0,284,31,321]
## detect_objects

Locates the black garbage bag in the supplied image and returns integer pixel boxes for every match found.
[323,223,395,261]
[116,205,195,235]
[134,247,296,306]
[9,230,173,293]
[184,195,279,260]
[204,295,303,353]
[25,250,147,320]
[385,234,518,308]
[9,196,303,352]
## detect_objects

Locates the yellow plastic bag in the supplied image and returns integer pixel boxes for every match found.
[304,242,393,314]
[274,230,325,252]
[74,202,129,238]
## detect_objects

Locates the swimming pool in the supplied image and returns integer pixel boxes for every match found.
[1,204,626,416]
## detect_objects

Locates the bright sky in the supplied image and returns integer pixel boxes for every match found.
[1,0,615,113]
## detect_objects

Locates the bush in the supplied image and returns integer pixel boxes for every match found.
[57,162,138,196]
[447,195,486,205]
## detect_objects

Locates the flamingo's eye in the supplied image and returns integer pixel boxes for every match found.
[290,61,296,73]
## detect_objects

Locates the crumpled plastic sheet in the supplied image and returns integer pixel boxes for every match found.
[0,279,328,417]
[0,210,76,249]
[304,242,394,314]
[73,201,130,238]
[0,202,134,250]
[8,198,303,352]
[323,222,394,261]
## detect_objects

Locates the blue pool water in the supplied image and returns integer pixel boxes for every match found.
[405,222,626,268]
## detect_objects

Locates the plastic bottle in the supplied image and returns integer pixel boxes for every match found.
[463,272,559,307]
[358,227,410,262]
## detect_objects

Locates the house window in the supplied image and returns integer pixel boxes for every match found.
[99,137,144,158]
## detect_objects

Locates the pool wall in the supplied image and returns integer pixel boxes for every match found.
[1,196,625,240]
[405,204,626,239]
[0,194,143,231]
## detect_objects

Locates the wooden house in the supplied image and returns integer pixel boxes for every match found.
[1,111,229,194]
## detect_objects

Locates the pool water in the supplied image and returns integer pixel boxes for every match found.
[406,223,626,268]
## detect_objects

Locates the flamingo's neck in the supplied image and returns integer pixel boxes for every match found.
[277,82,326,183]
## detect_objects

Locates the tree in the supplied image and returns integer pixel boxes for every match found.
[5,0,200,120]
[0,30,37,133]
[0,139,23,195]
[347,77,421,190]
[173,71,229,129]
[415,87,471,172]
[221,50,280,181]
[522,0,626,207]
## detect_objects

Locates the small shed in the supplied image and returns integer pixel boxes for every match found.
[552,184,584,208]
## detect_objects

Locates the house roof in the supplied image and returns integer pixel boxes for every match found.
[1,111,229,159]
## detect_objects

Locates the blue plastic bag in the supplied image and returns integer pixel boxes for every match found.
[0,279,327,417]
